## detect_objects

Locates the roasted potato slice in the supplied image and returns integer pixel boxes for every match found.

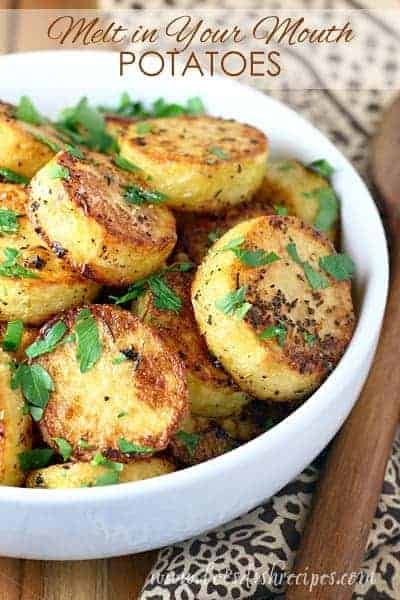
[118,116,268,212]
[134,269,250,418]
[0,101,64,179]
[192,215,355,402]
[105,114,136,139]
[37,305,188,460]
[0,183,99,325]
[26,456,175,489]
[29,150,177,286]
[256,159,339,245]
[178,198,274,264]
[0,348,32,485]
[170,414,237,466]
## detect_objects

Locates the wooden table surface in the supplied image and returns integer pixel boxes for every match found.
[0,2,157,598]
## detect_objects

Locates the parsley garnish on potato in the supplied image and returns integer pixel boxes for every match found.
[308,159,335,180]
[215,286,252,320]
[75,309,102,373]
[286,242,329,290]
[2,320,24,352]
[18,448,54,471]
[123,184,167,206]
[11,363,54,421]
[0,248,38,279]
[0,208,20,234]
[25,321,67,359]
[0,168,29,185]
[118,438,155,455]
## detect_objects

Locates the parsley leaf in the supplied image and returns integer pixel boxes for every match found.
[209,147,230,161]
[31,133,62,153]
[274,204,288,216]
[215,286,252,320]
[0,208,20,234]
[308,159,335,180]
[112,353,128,365]
[113,155,140,173]
[99,92,149,118]
[12,363,53,421]
[0,248,38,279]
[304,331,316,346]
[223,238,280,267]
[2,320,23,352]
[148,277,182,313]
[259,323,287,346]
[65,144,84,159]
[286,243,328,290]
[46,163,69,180]
[15,96,45,125]
[57,97,116,154]
[91,452,123,472]
[0,168,29,185]
[94,471,120,486]
[303,187,339,232]
[185,97,205,116]
[18,448,54,472]
[118,438,155,455]
[99,94,205,119]
[175,431,200,456]
[208,230,221,244]
[123,185,167,205]
[52,437,72,462]
[136,122,153,135]
[75,309,102,373]
[319,253,355,281]
[25,321,67,359]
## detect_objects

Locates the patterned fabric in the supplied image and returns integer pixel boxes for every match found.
[97,0,398,597]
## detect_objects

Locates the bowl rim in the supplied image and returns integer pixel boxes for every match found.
[0,49,389,505]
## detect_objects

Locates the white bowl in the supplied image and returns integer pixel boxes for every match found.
[0,51,388,560]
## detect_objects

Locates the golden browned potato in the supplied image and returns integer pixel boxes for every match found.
[0,183,100,325]
[256,159,339,245]
[0,101,64,179]
[105,114,136,139]
[192,215,355,402]
[26,456,175,488]
[134,269,250,418]
[29,150,177,287]
[26,456,175,489]
[0,322,38,362]
[0,348,32,485]
[37,305,188,461]
[177,198,274,264]
[170,414,237,466]
[118,116,268,212]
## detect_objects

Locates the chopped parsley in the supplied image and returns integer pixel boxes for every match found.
[112,353,128,365]
[25,320,67,359]
[2,320,23,352]
[0,208,20,234]
[302,187,339,232]
[223,237,280,267]
[15,96,45,126]
[31,133,62,153]
[78,439,90,449]
[319,253,355,281]
[308,159,335,180]
[91,452,123,474]
[111,262,192,309]
[0,168,29,185]
[118,438,155,455]
[136,122,153,135]
[94,471,120,486]
[304,331,316,346]
[208,147,230,161]
[215,286,252,320]
[113,155,140,173]
[56,97,116,154]
[286,243,328,290]
[259,323,287,347]
[65,144,84,159]
[274,204,288,216]
[123,184,167,206]
[52,437,72,462]
[99,93,204,119]
[117,411,128,418]
[46,163,70,180]
[208,230,221,244]
[176,430,200,456]
[18,448,54,472]
[0,248,38,279]
[11,363,53,421]
[75,309,102,373]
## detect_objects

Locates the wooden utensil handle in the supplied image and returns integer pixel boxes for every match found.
[286,260,399,599]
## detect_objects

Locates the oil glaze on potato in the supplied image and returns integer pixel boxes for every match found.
[38,305,188,460]
[0,348,32,486]
[26,457,175,489]
[134,269,250,418]
[0,183,99,325]
[119,116,268,212]
[0,101,62,179]
[178,198,274,264]
[257,159,339,245]
[29,150,177,286]
[192,215,354,402]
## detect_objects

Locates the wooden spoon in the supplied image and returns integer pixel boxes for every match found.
[286,96,400,600]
